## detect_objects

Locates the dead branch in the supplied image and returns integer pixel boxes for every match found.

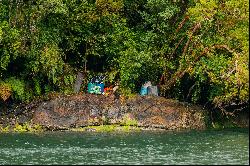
[169,36,185,58]
[160,66,191,91]
[212,44,235,54]
[176,15,190,33]
[160,22,202,90]
[186,82,197,100]
[182,22,201,56]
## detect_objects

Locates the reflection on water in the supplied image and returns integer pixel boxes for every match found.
[0,128,249,165]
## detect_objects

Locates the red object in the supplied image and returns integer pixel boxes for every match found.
[104,86,113,95]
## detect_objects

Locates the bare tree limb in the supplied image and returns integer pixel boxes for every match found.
[176,15,189,33]
[186,82,197,100]
[161,22,202,91]
[182,22,201,56]
[169,36,185,58]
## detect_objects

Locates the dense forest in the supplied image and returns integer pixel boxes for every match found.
[0,0,249,116]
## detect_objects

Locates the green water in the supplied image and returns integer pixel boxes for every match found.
[0,128,249,165]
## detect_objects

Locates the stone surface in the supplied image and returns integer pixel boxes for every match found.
[31,94,208,130]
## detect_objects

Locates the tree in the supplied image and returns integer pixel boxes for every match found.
[160,0,249,113]
[0,0,248,116]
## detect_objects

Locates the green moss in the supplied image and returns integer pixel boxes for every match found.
[0,125,10,132]
[120,113,138,126]
[86,125,117,132]
[121,125,130,132]
[32,124,44,132]
[70,124,141,132]
[13,122,44,132]
[76,114,140,132]
[70,127,86,132]
[69,125,116,132]
[212,122,224,129]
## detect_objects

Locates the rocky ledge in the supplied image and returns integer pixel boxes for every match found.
[32,94,209,130]
[0,94,210,131]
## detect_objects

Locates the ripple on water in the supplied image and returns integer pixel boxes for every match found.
[0,129,249,165]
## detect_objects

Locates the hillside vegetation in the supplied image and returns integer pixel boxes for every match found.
[0,0,248,116]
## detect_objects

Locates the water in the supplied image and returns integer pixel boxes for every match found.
[0,128,249,165]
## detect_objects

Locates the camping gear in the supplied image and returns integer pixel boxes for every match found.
[87,75,105,95]
[104,87,112,96]
[93,85,102,94]
[144,81,152,87]
[140,81,152,96]
[147,86,158,96]
[87,82,96,94]
[113,85,119,92]
[97,82,104,93]
[140,86,148,96]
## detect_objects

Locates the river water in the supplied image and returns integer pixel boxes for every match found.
[0,128,249,165]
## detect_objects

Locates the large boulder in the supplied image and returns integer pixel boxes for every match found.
[31,94,209,130]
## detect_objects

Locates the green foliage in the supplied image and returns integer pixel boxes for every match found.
[0,0,248,115]
[4,77,27,102]
[185,0,249,109]
[0,21,21,71]
[33,78,42,96]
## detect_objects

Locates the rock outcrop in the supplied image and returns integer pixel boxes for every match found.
[31,94,209,130]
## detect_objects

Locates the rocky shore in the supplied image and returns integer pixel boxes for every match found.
[0,93,211,132]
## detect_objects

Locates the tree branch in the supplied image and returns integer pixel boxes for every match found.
[182,22,201,56]
[176,15,189,33]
